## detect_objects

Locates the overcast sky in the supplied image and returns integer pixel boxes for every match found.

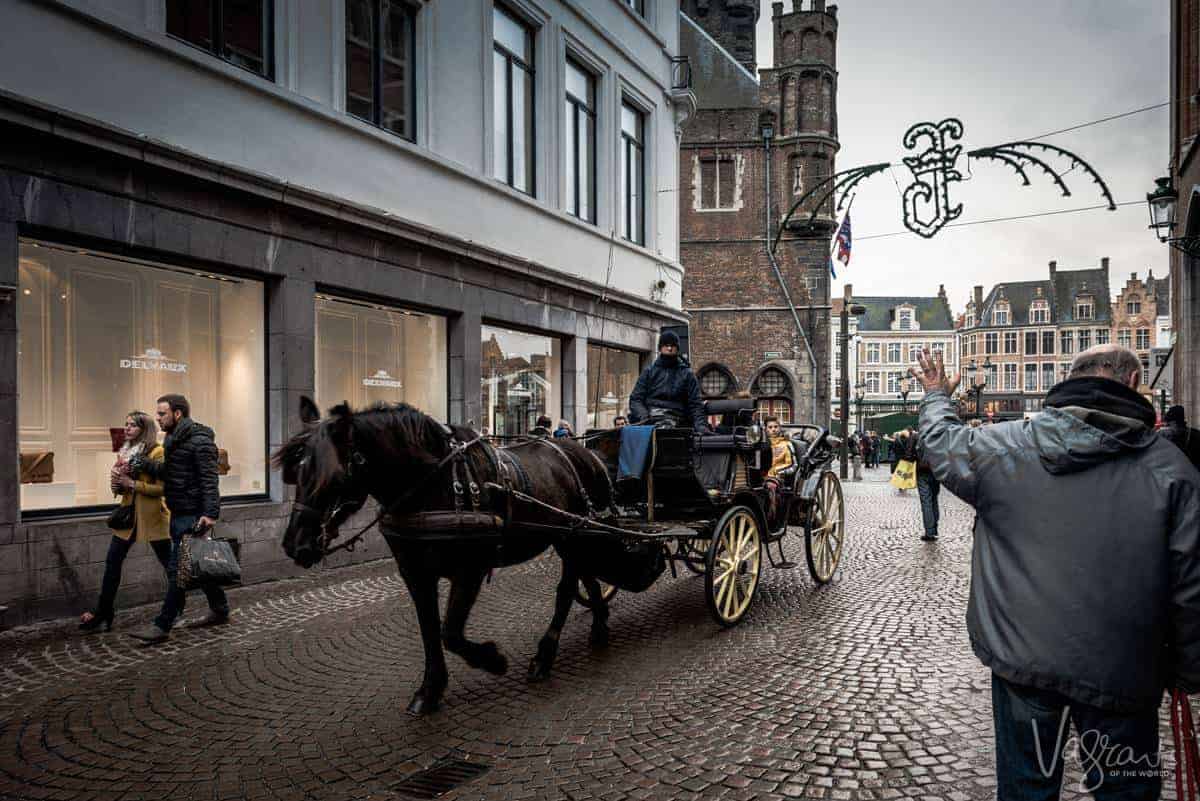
[754,0,1170,315]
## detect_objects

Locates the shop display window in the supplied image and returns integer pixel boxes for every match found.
[315,295,448,419]
[481,326,561,438]
[17,241,266,512]
[586,345,641,429]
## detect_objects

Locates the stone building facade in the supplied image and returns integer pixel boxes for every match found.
[958,260,1112,420]
[678,0,838,424]
[1170,0,1200,426]
[1112,271,1172,393]
[0,0,690,625]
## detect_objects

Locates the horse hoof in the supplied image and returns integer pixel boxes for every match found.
[527,658,551,683]
[478,642,508,676]
[590,626,610,648]
[406,693,441,716]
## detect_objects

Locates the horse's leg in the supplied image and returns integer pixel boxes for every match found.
[579,576,610,648]
[442,566,508,675]
[528,551,577,683]
[396,557,448,716]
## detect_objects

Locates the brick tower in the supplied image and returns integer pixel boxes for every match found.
[679,0,839,424]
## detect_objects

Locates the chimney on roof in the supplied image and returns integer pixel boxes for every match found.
[1131,271,1137,281]
[1100,256,1109,272]
[937,284,946,299]
[974,285,983,314]
[1048,260,1057,279]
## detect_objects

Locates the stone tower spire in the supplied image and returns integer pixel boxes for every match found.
[679,0,760,76]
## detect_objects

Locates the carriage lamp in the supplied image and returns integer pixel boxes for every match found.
[1147,176,1178,243]
[746,423,764,444]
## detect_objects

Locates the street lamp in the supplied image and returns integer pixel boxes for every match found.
[1147,176,1178,243]
[838,297,867,480]
[854,381,866,433]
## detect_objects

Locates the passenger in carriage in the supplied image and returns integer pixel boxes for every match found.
[763,416,798,529]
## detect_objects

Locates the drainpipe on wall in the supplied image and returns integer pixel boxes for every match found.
[763,136,819,422]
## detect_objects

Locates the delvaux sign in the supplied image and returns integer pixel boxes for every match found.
[362,369,403,388]
[119,348,188,373]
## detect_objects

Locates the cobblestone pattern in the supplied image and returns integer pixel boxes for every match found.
[0,469,1190,800]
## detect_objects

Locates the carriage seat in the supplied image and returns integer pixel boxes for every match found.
[704,398,756,432]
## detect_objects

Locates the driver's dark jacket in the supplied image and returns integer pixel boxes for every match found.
[918,380,1200,712]
[628,356,706,430]
[138,417,221,521]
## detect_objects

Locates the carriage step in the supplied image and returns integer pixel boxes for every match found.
[774,560,799,570]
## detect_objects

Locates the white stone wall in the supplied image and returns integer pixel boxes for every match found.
[0,0,685,307]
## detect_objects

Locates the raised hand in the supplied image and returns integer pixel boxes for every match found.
[910,349,961,397]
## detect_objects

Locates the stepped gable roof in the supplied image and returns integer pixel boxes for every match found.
[1146,271,1171,315]
[853,296,955,332]
[680,12,759,111]
[1051,267,1111,325]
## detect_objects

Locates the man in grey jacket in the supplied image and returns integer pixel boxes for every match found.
[911,344,1200,800]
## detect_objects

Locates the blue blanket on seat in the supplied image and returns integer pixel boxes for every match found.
[617,425,655,481]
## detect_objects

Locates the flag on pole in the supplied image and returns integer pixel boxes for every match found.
[828,196,854,279]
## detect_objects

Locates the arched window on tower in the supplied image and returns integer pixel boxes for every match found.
[820,75,834,134]
[780,30,796,63]
[753,368,793,422]
[799,72,821,132]
[779,74,796,136]
[800,28,820,61]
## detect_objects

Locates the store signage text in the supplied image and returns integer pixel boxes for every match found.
[363,369,403,388]
[119,348,188,373]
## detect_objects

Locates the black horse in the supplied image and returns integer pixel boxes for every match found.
[273,397,618,715]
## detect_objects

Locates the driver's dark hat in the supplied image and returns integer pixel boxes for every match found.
[658,330,680,349]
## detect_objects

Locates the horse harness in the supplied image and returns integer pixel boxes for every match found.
[315,427,604,557]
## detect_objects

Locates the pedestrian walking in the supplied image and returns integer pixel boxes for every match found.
[914,433,940,541]
[79,411,171,632]
[1162,405,1200,471]
[912,344,1200,801]
[530,415,553,437]
[129,394,230,643]
[849,431,863,481]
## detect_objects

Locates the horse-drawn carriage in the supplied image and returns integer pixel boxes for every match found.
[574,397,846,627]
[276,395,847,714]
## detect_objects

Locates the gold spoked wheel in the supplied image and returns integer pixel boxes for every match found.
[704,506,762,627]
[574,579,618,608]
[804,471,845,584]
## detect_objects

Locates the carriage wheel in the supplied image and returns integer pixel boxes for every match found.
[574,579,618,608]
[704,506,762,627]
[680,537,711,575]
[804,471,845,585]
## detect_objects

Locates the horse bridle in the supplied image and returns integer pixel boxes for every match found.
[297,427,487,558]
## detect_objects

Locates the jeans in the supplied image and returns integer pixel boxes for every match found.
[991,673,1161,801]
[153,514,229,631]
[917,470,941,536]
[95,534,171,618]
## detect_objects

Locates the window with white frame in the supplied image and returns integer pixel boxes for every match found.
[1075,295,1094,320]
[1024,364,1037,392]
[345,0,417,139]
[620,100,645,245]
[985,332,998,354]
[1078,329,1091,350]
[493,5,535,195]
[866,342,880,363]
[1117,328,1131,348]
[897,308,913,330]
[1024,331,1037,356]
[1141,358,1150,386]
[886,372,901,394]
[1096,328,1110,345]
[1060,330,1074,355]
[1042,363,1056,391]
[993,303,1010,326]
[699,156,736,210]
[564,58,597,223]
[1030,300,1049,324]
[1004,332,1017,354]
[1136,328,1150,350]
[1041,330,1055,355]
[865,372,880,393]
[1126,297,1142,315]
[1003,362,1017,390]
[886,342,902,363]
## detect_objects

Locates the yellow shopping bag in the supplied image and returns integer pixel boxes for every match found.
[890,459,917,490]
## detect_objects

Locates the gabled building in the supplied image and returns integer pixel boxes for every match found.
[959,259,1113,419]
[1112,270,1172,393]
[832,289,957,430]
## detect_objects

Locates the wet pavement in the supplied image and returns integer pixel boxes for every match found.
[0,467,1186,800]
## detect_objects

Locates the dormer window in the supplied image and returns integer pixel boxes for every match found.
[1030,299,1050,324]
[893,304,919,332]
[965,310,975,328]
[993,301,1010,326]
[1075,294,1094,320]
[898,308,913,330]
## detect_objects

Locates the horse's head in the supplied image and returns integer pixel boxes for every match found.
[273,396,369,568]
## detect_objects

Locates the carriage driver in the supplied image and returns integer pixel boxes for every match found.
[628,331,710,431]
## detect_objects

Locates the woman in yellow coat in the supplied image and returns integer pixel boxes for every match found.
[79,411,171,632]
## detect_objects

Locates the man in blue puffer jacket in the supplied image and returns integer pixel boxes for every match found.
[628,331,708,431]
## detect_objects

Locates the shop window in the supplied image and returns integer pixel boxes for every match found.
[314,296,447,419]
[481,325,561,438]
[345,0,417,140]
[17,241,266,512]
[167,0,272,78]
[587,345,640,428]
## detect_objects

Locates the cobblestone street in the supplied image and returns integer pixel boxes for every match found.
[0,468,1184,800]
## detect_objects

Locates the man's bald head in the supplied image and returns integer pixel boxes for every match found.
[1068,344,1142,389]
